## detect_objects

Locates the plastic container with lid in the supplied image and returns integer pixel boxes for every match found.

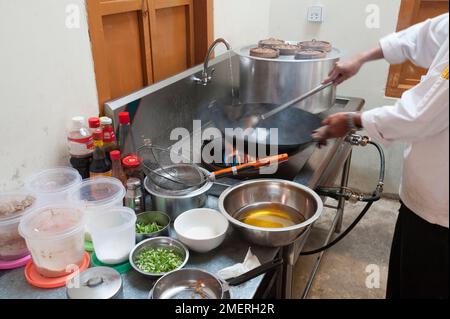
[0,191,37,261]
[25,167,82,206]
[89,207,136,265]
[67,177,126,240]
[18,205,85,278]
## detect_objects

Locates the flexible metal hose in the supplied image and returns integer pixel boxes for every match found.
[300,140,385,256]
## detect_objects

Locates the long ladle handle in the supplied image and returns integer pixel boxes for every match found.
[260,81,334,121]
[226,258,284,287]
[211,153,289,179]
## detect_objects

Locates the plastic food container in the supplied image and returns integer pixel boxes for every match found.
[0,191,37,261]
[89,207,136,265]
[68,177,126,240]
[19,205,85,277]
[25,167,82,205]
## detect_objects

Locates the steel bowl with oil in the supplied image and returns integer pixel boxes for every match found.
[129,237,189,278]
[135,211,171,243]
[218,179,323,247]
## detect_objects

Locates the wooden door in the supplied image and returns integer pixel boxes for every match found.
[148,0,195,82]
[385,0,449,98]
[87,0,213,111]
[86,0,154,110]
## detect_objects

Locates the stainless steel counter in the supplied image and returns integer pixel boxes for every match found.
[0,196,279,299]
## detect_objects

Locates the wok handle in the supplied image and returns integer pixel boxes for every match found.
[212,154,289,179]
[261,81,334,121]
[226,258,284,287]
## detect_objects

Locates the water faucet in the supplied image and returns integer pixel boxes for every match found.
[194,38,232,86]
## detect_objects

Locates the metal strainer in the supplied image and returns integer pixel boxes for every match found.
[138,145,208,194]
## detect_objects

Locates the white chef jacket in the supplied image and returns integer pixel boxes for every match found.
[361,13,449,228]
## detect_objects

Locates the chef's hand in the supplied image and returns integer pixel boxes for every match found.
[312,112,362,144]
[323,45,384,85]
[323,55,364,85]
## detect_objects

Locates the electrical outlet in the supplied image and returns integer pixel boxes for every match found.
[307,6,323,23]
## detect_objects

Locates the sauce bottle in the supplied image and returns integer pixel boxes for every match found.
[110,150,127,186]
[68,116,93,179]
[89,129,112,178]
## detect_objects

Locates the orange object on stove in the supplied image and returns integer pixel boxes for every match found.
[212,153,289,179]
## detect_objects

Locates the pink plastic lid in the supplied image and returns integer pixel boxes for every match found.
[0,255,31,270]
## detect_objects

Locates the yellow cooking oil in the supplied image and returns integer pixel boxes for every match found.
[237,203,305,229]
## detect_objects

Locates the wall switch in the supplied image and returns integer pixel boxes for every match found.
[307,6,323,23]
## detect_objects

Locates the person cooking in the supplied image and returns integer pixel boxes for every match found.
[313,13,448,299]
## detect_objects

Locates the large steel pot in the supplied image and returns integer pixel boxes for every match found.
[236,44,341,114]
[144,168,213,220]
[218,179,323,247]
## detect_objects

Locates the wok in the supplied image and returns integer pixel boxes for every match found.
[211,103,323,152]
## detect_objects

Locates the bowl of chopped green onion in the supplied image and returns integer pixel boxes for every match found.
[135,211,171,242]
[129,237,189,278]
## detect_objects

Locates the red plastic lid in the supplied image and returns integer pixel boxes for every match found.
[0,255,31,270]
[88,117,100,129]
[110,150,121,160]
[118,112,130,124]
[122,155,141,168]
[24,252,90,289]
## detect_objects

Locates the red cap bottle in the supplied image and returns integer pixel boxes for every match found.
[122,155,141,168]
[88,117,100,129]
[110,150,121,161]
[118,112,130,125]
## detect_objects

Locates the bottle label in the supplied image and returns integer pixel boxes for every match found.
[90,171,112,178]
[68,136,94,150]
[103,127,116,143]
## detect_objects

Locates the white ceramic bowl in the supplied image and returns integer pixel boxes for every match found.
[174,209,229,253]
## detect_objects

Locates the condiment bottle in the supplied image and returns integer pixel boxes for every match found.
[124,178,144,214]
[88,117,101,135]
[89,129,112,178]
[117,112,136,158]
[100,116,117,161]
[68,116,93,179]
[122,155,144,181]
[110,150,127,187]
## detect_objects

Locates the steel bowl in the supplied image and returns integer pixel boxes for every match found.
[129,237,189,278]
[135,211,171,243]
[144,167,213,220]
[218,179,323,247]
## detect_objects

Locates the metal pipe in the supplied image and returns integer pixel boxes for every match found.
[336,150,352,233]
[194,38,231,85]
[301,206,344,299]
[300,153,352,299]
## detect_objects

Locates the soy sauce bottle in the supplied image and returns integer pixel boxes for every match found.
[89,129,112,178]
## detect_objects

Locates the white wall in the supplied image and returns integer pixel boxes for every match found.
[0,0,98,191]
[215,0,404,194]
[214,0,272,54]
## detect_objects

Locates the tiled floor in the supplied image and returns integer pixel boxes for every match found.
[293,198,400,299]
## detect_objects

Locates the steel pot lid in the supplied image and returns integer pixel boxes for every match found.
[66,267,123,299]
[235,42,341,62]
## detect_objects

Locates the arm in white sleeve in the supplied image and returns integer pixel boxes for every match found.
[379,13,449,68]
[362,73,449,146]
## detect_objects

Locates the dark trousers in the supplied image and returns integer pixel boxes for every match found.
[387,203,449,299]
